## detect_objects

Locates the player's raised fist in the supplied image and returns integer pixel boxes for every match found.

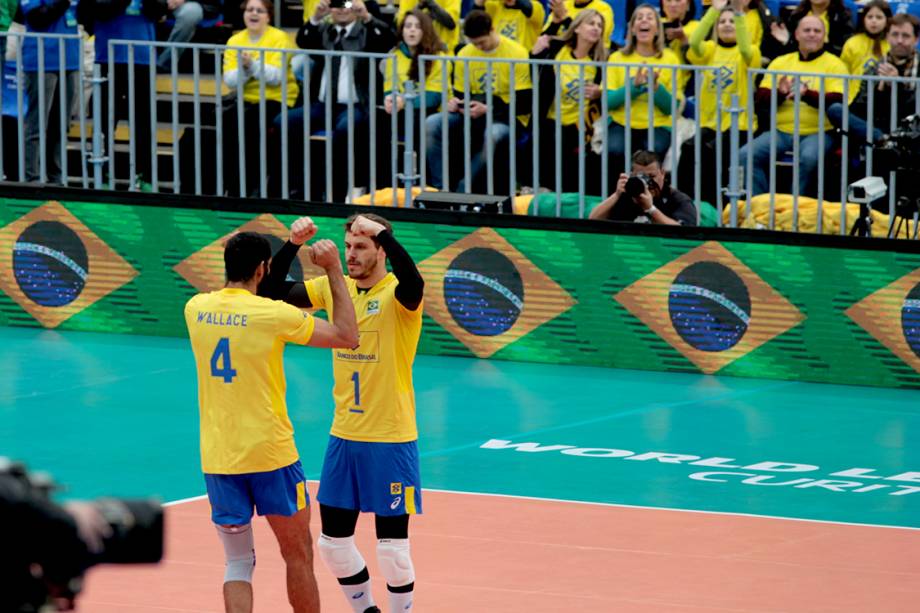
[309,239,343,271]
[349,215,386,238]
[290,217,318,246]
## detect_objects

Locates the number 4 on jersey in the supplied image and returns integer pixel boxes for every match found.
[210,337,238,383]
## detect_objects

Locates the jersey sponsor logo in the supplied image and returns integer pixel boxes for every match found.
[847,266,920,374]
[335,330,379,363]
[0,201,138,328]
[390,496,402,510]
[174,214,324,292]
[367,298,380,315]
[481,438,920,498]
[500,22,518,39]
[706,65,735,92]
[391,482,403,495]
[615,242,803,374]
[419,228,576,358]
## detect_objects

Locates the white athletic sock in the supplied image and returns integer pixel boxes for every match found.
[340,579,376,612]
[388,586,414,611]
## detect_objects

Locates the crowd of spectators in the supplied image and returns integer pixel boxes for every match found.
[3,0,920,223]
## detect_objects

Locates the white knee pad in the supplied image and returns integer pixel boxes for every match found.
[377,538,415,587]
[216,524,255,583]
[317,534,366,579]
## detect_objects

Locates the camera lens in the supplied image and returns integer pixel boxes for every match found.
[624,175,647,199]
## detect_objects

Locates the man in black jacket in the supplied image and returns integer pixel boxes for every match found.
[282,0,394,202]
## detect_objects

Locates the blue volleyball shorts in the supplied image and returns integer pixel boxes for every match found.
[317,436,423,517]
[204,460,309,525]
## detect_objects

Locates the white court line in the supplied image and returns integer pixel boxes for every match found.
[165,483,920,532]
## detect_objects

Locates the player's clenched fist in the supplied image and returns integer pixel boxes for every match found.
[349,214,386,237]
[309,239,343,272]
[290,217,318,246]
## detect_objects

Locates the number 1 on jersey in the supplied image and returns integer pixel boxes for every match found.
[351,371,361,406]
[210,337,237,383]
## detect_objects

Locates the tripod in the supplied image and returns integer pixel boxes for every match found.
[889,196,920,239]
[849,201,874,237]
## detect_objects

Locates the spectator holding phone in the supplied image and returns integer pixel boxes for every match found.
[424,9,532,192]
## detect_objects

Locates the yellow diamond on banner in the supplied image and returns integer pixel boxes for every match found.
[615,241,804,374]
[174,214,325,292]
[419,228,576,358]
[0,201,138,328]
[846,267,920,374]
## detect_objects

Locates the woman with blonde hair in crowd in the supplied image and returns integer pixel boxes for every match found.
[604,4,680,175]
[379,9,447,180]
[223,0,298,196]
[531,9,608,192]
[677,0,759,206]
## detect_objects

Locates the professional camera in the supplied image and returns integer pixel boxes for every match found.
[847,176,887,204]
[625,173,653,198]
[2,458,164,612]
[329,0,353,8]
[874,114,920,170]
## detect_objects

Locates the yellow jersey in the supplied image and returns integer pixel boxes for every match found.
[483,0,546,52]
[383,44,447,95]
[548,44,599,126]
[396,0,462,52]
[306,273,423,443]
[185,288,316,474]
[840,32,889,76]
[453,35,532,106]
[687,39,761,131]
[224,26,299,107]
[606,48,681,128]
[743,9,763,48]
[761,51,846,135]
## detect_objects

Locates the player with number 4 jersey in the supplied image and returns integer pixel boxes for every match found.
[264,213,424,613]
[185,225,358,613]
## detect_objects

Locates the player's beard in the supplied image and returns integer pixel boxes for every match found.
[348,256,378,280]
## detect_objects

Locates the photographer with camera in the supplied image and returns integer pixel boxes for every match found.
[589,149,697,224]
[1,459,163,612]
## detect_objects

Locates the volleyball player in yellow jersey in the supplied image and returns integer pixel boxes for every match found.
[678,0,759,205]
[605,5,680,173]
[396,0,461,52]
[530,9,608,192]
[545,0,614,45]
[475,0,547,51]
[185,222,359,613]
[263,214,425,613]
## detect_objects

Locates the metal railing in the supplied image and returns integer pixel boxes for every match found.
[2,33,919,237]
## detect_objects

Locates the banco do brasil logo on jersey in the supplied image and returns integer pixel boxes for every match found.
[615,241,804,373]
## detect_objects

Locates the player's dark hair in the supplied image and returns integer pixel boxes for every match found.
[224,232,272,282]
[463,10,493,39]
[344,213,393,247]
[631,149,661,168]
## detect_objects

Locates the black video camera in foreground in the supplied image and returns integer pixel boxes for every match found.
[875,114,920,172]
[1,458,164,612]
